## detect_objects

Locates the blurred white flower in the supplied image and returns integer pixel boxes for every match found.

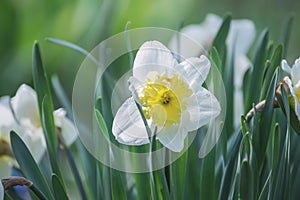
[169,13,256,127]
[281,57,300,120]
[0,97,16,178]
[112,41,220,152]
[0,84,77,164]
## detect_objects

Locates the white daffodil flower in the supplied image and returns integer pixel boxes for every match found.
[0,97,16,178]
[281,57,300,120]
[169,13,255,127]
[0,84,77,163]
[112,41,221,152]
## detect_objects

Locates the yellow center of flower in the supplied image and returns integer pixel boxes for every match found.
[139,73,192,127]
[289,87,300,109]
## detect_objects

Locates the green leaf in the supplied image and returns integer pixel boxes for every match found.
[261,45,282,99]
[212,14,231,59]
[170,150,188,200]
[219,130,242,199]
[282,15,294,57]
[258,171,271,200]
[10,131,54,200]
[41,96,63,180]
[95,109,110,141]
[32,42,54,121]
[240,159,253,200]
[200,147,216,200]
[245,29,269,111]
[52,174,69,200]
[110,170,127,200]
[258,69,278,162]
[46,37,98,65]
[51,75,72,119]
[209,47,222,74]
[270,85,290,200]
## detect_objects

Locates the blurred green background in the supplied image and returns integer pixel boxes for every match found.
[0,0,299,98]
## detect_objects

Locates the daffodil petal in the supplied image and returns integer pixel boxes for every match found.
[168,25,209,58]
[133,41,177,82]
[11,84,40,127]
[175,55,211,91]
[156,124,187,152]
[185,88,220,131]
[0,96,15,128]
[284,76,300,120]
[112,97,149,145]
[18,128,46,163]
[227,19,256,56]
[54,108,77,146]
[168,14,221,58]
[0,156,13,178]
[281,59,292,75]
[234,55,251,88]
[291,57,300,86]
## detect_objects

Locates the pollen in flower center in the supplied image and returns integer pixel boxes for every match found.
[138,73,192,127]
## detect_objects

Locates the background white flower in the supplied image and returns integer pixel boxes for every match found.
[0,84,77,163]
[169,13,256,127]
[112,41,220,152]
[282,57,300,120]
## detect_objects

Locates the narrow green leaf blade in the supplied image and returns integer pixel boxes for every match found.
[240,159,253,200]
[10,131,54,200]
[51,75,72,119]
[245,29,269,111]
[212,14,231,54]
[95,109,110,141]
[52,174,69,200]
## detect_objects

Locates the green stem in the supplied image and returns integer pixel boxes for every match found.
[149,132,159,200]
[63,146,88,200]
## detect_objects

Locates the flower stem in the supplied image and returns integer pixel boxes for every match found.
[245,99,279,122]
[57,131,88,200]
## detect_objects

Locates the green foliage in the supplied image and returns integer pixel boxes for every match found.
[3,10,300,200]
[10,131,54,200]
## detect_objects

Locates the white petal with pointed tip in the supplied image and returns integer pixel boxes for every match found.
[133,41,177,82]
[281,59,292,75]
[185,88,221,131]
[54,108,78,146]
[156,124,187,152]
[11,84,40,127]
[175,55,211,92]
[227,19,256,56]
[112,97,149,145]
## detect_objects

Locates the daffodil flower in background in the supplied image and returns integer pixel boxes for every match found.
[0,97,17,178]
[112,41,221,152]
[281,57,300,120]
[169,13,256,127]
[0,84,77,165]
